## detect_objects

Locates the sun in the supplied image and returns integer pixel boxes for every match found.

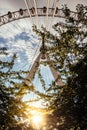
[32,114,43,125]
[31,111,45,129]
[25,105,52,128]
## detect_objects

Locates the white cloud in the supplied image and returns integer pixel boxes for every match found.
[5,37,40,69]
[0,0,87,103]
[0,0,87,12]
[0,17,40,71]
[0,0,25,11]
[0,19,32,38]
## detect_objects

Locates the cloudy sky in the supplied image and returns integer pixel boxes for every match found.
[0,0,87,101]
[0,0,87,11]
[0,0,87,78]
[0,0,87,72]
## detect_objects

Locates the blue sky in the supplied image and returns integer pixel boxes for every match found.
[0,23,39,70]
[0,0,87,103]
[0,18,54,103]
[0,8,54,103]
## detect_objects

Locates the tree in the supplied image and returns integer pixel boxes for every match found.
[33,4,87,130]
[33,4,87,80]
[47,53,87,130]
[0,47,32,130]
[0,47,51,130]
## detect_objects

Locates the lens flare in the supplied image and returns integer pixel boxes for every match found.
[31,111,45,129]
[32,114,43,125]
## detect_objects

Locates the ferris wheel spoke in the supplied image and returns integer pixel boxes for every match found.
[49,65,64,86]
[25,52,41,85]
[33,0,41,28]
[46,0,50,29]
[24,0,34,24]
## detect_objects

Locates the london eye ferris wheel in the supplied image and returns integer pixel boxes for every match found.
[0,0,86,108]
[0,1,87,129]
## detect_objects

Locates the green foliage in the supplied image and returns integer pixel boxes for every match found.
[0,48,53,130]
[0,48,30,130]
[62,4,71,17]
[48,54,87,130]
[33,4,87,130]
[33,4,87,81]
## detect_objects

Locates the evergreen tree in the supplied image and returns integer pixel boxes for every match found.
[0,48,31,130]
[33,4,87,80]
[33,4,87,130]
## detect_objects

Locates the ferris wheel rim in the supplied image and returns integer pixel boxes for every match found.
[0,8,78,27]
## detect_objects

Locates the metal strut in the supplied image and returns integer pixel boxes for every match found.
[0,8,78,27]
[25,35,63,86]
